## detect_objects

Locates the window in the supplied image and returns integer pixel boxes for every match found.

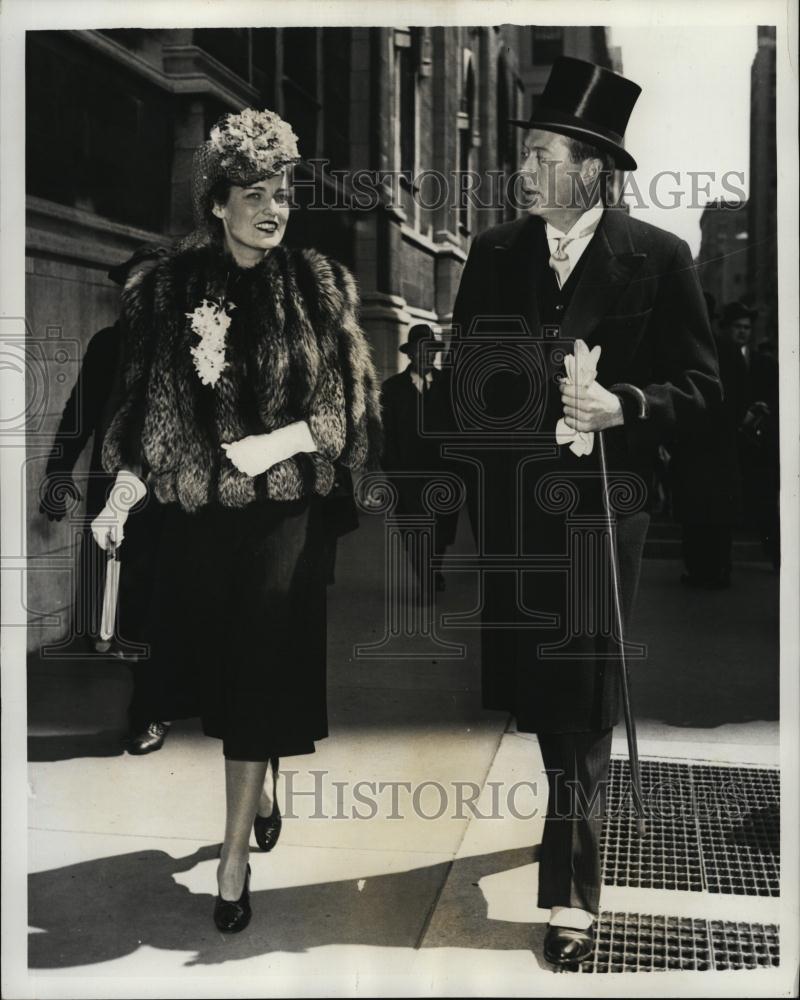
[251,28,277,104]
[323,29,350,170]
[532,26,564,65]
[282,28,320,158]
[496,55,510,167]
[395,43,416,176]
[393,29,418,223]
[194,29,251,81]
[458,52,476,235]
[26,33,172,232]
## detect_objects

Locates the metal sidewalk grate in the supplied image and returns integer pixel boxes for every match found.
[602,759,702,892]
[570,912,780,974]
[601,759,779,896]
[693,764,780,897]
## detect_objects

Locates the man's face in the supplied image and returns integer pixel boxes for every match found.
[408,344,438,374]
[519,129,590,221]
[728,317,752,346]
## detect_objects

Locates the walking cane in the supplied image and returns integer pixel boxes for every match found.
[597,430,647,837]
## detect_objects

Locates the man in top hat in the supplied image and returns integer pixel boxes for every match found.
[380,324,458,592]
[450,57,720,965]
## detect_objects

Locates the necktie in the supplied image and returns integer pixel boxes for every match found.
[548,218,601,289]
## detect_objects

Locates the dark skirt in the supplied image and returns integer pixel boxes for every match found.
[145,495,328,760]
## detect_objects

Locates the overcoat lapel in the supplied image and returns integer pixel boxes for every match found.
[492,217,544,337]
[560,209,647,345]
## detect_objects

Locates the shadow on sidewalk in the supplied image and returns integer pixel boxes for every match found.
[27,730,126,762]
[28,844,548,969]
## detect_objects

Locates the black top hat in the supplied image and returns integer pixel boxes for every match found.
[511,56,641,171]
[399,323,438,355]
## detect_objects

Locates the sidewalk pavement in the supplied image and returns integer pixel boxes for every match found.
[25,510,782,994]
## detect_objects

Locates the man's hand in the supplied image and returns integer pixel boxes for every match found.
[560,380,624,432]
[39,473,82,522]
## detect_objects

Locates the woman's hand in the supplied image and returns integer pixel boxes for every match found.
[223,423,318,477]
[90,469,147,550]
[222,434,279,477]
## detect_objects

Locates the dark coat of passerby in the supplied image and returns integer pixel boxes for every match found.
[671,295,750,587]
[39,247,173,753]
[380,324,458,590]
[727,303,780,568]
[451,57,721,966]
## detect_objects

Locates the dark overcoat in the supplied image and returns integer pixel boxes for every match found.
[450,208,720,734]
[670,333,749,524]
[380,365,460,550]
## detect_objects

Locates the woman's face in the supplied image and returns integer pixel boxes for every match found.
[212,171,291,261]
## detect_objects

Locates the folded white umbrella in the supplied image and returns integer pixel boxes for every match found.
[96,544,121,652]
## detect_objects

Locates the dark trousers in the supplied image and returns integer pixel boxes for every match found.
[681,522,732,584]
[537,727,613,915]
[115,500,166,732]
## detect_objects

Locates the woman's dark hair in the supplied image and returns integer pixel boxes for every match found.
[565,137,617,207]
[204,177,235,235]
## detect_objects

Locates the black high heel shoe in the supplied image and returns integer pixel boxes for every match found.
[254,800,282,851]
[254,756,282,852]
[213,863,251,933]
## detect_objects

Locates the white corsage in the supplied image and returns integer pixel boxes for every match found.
[186,298,235,387]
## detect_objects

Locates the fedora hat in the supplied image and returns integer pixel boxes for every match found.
[511,56,641,171]
[399,323,439,355]
[719,301,757,327]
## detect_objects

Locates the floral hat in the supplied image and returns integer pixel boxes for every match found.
[191,108,301,228]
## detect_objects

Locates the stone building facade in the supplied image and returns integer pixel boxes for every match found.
[696,199,750,316]
[747,26,777,347]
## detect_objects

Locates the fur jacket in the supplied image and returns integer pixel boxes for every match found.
[102,239,382,513]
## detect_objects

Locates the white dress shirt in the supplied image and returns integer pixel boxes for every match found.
[545,203,605,286]
[410,369,434,394]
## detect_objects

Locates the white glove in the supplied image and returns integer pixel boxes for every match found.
[222,421,318,477]
[555,340,602,457]
[90,469,147,551]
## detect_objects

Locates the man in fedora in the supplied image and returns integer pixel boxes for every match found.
[450,57,720,965]
[380,324,457,593]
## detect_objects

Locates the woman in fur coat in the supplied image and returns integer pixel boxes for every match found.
[92,109,381,932]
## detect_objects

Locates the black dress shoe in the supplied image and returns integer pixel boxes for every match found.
[544,923,595,966]
[214,863,251,933]
[254,800,282,852]
[128,721,171,755]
